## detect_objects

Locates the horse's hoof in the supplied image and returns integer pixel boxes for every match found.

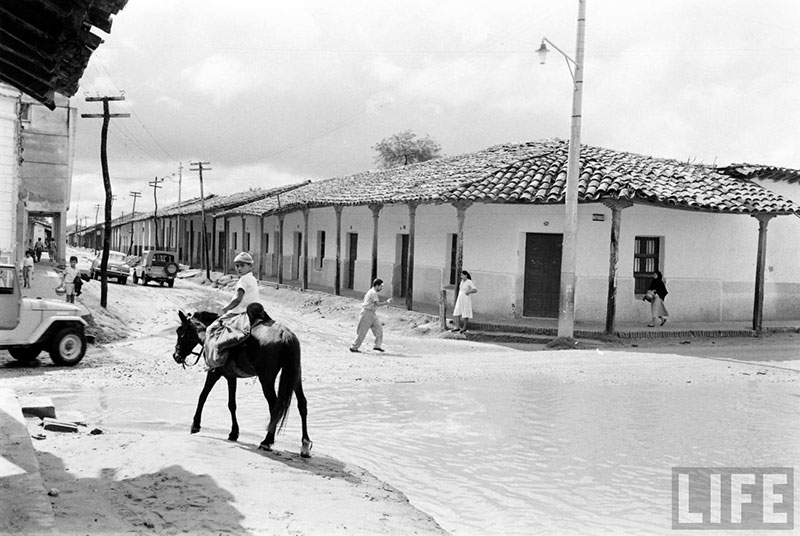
[228,435,238,442]
[190,425,200,434]
[258,442,272,451]
[300,440,313,458]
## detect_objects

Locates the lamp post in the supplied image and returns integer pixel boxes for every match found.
[538,0,586,339]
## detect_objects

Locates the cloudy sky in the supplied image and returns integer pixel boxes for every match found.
[69,0,800,221]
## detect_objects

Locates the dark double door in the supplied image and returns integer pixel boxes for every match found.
[523,233,562,318]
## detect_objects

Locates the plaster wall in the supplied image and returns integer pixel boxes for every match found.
[0,86,19,262]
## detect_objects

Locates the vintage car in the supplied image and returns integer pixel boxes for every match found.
[90,250,131,284]
[0,263,89,366]
[132,250,179,287]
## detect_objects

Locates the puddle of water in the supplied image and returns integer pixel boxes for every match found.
[51,379,800,536]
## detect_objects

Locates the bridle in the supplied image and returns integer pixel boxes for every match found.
[175,319,206,369]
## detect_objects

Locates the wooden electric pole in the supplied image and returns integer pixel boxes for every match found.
[81,94,129,308]
[128,191,141,255]
[148,177,164,250]
[189,161,212,280]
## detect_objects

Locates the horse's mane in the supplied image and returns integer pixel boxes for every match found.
[192,311,219,327]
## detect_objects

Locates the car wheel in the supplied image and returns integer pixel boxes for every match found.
[133,273,139,284]
[119,277,127,285]
[142,276,149,285]
[49,327,87,366]
[167,279,174,288]
[9,346,41,362]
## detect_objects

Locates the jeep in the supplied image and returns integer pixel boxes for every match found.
[0,263,89,366]
[132,250,179,287]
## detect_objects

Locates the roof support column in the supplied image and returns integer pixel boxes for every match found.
[302,208,309,290]
[752,213,776,335]
[452,201,471,299]
[406,201,418,310]
[602,199,633,334]
[259,214,266,280]
[334,205,343,295]
[277,214,285,284]
[211,217,217,269]
[369,204,382,282]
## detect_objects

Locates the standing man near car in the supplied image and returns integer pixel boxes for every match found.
[60,256,80,303]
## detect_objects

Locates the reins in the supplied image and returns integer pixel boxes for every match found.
[181,345,204,369]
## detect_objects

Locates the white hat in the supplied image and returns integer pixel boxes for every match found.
[234,251,254,264]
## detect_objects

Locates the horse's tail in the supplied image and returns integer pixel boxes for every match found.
[275,330,301,432]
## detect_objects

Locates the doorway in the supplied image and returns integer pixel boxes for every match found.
[523,233,562,318]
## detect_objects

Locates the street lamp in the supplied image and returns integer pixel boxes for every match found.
[539,0,586,338]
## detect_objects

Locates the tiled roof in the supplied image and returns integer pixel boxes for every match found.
[225,140,800,217]
[160,181,310,219]
[445,141,800,214]
[718,164,800,184]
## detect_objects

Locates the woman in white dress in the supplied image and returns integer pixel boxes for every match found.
[452,270,477,333]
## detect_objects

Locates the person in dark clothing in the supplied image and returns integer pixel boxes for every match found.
[646,270,669,327]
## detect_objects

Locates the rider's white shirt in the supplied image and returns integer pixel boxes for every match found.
[232,271,259,313]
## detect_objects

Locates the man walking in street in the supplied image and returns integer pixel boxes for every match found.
[350,278,392,353]
[33,238,44,262]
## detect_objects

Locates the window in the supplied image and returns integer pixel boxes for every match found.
[263,233,269,253]
[245,232,251,251]
[633,236,661,294]
[316,231,326,269]
[19,103,31,122]
[233,232,238,250]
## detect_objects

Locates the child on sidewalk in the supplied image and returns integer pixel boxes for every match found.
[22,250,34,288]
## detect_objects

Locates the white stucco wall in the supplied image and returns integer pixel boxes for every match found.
[0,86,20,262]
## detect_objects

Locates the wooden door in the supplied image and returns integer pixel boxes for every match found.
[523,233,562,318]
[347,233,358,289]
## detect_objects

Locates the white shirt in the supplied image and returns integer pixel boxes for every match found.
[232,271,260,313]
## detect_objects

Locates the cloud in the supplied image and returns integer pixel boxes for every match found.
[181,54,265,107]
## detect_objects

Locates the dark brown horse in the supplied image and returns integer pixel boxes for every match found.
[173,307,312,457]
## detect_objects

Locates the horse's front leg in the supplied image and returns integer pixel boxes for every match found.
[226,376,239,442]
[257,372,279,451]
[192,368,224,434]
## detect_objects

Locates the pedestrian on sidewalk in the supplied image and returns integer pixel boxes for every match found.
[350,278,392,353]
[61,255,80,304]
[33,238,44,262]
[646,270,669,327]
[451,270,478,333]
[21,250,34,288]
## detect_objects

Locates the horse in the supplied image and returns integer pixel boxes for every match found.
[172,305,312,457]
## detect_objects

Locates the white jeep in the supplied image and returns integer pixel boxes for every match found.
[0,263,89,366]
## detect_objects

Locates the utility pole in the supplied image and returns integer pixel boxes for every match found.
[93,203,101,253]
[177,162,183,261]
[128,191,141,255]
[148,176,164,250]
[81,94,130,308]
[189,161,212,280]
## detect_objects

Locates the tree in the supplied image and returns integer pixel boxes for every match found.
[372,130,442,169]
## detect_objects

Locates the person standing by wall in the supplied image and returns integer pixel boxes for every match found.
[646,270,669,327]
[350,278,392,353]
[451,270,478,333]
[21,250,34,288]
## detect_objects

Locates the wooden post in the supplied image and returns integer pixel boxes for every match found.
[752,214,776,334]
[369,204,382,282]
[405,202,418,310]
[439,289,447,330]
[603,200,632,334]
[277,214,285,284]
[302,208,310,290]
[334,206,343,295]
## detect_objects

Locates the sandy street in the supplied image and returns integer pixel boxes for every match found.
[1,257,799,535]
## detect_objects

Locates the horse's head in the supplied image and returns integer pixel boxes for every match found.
[174,310,205,364]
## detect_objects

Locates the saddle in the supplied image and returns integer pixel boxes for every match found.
[206,303,274,377]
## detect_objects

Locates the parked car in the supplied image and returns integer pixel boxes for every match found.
[132,250,179,287]
[90,250,131,284]
[0,263,89,366]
